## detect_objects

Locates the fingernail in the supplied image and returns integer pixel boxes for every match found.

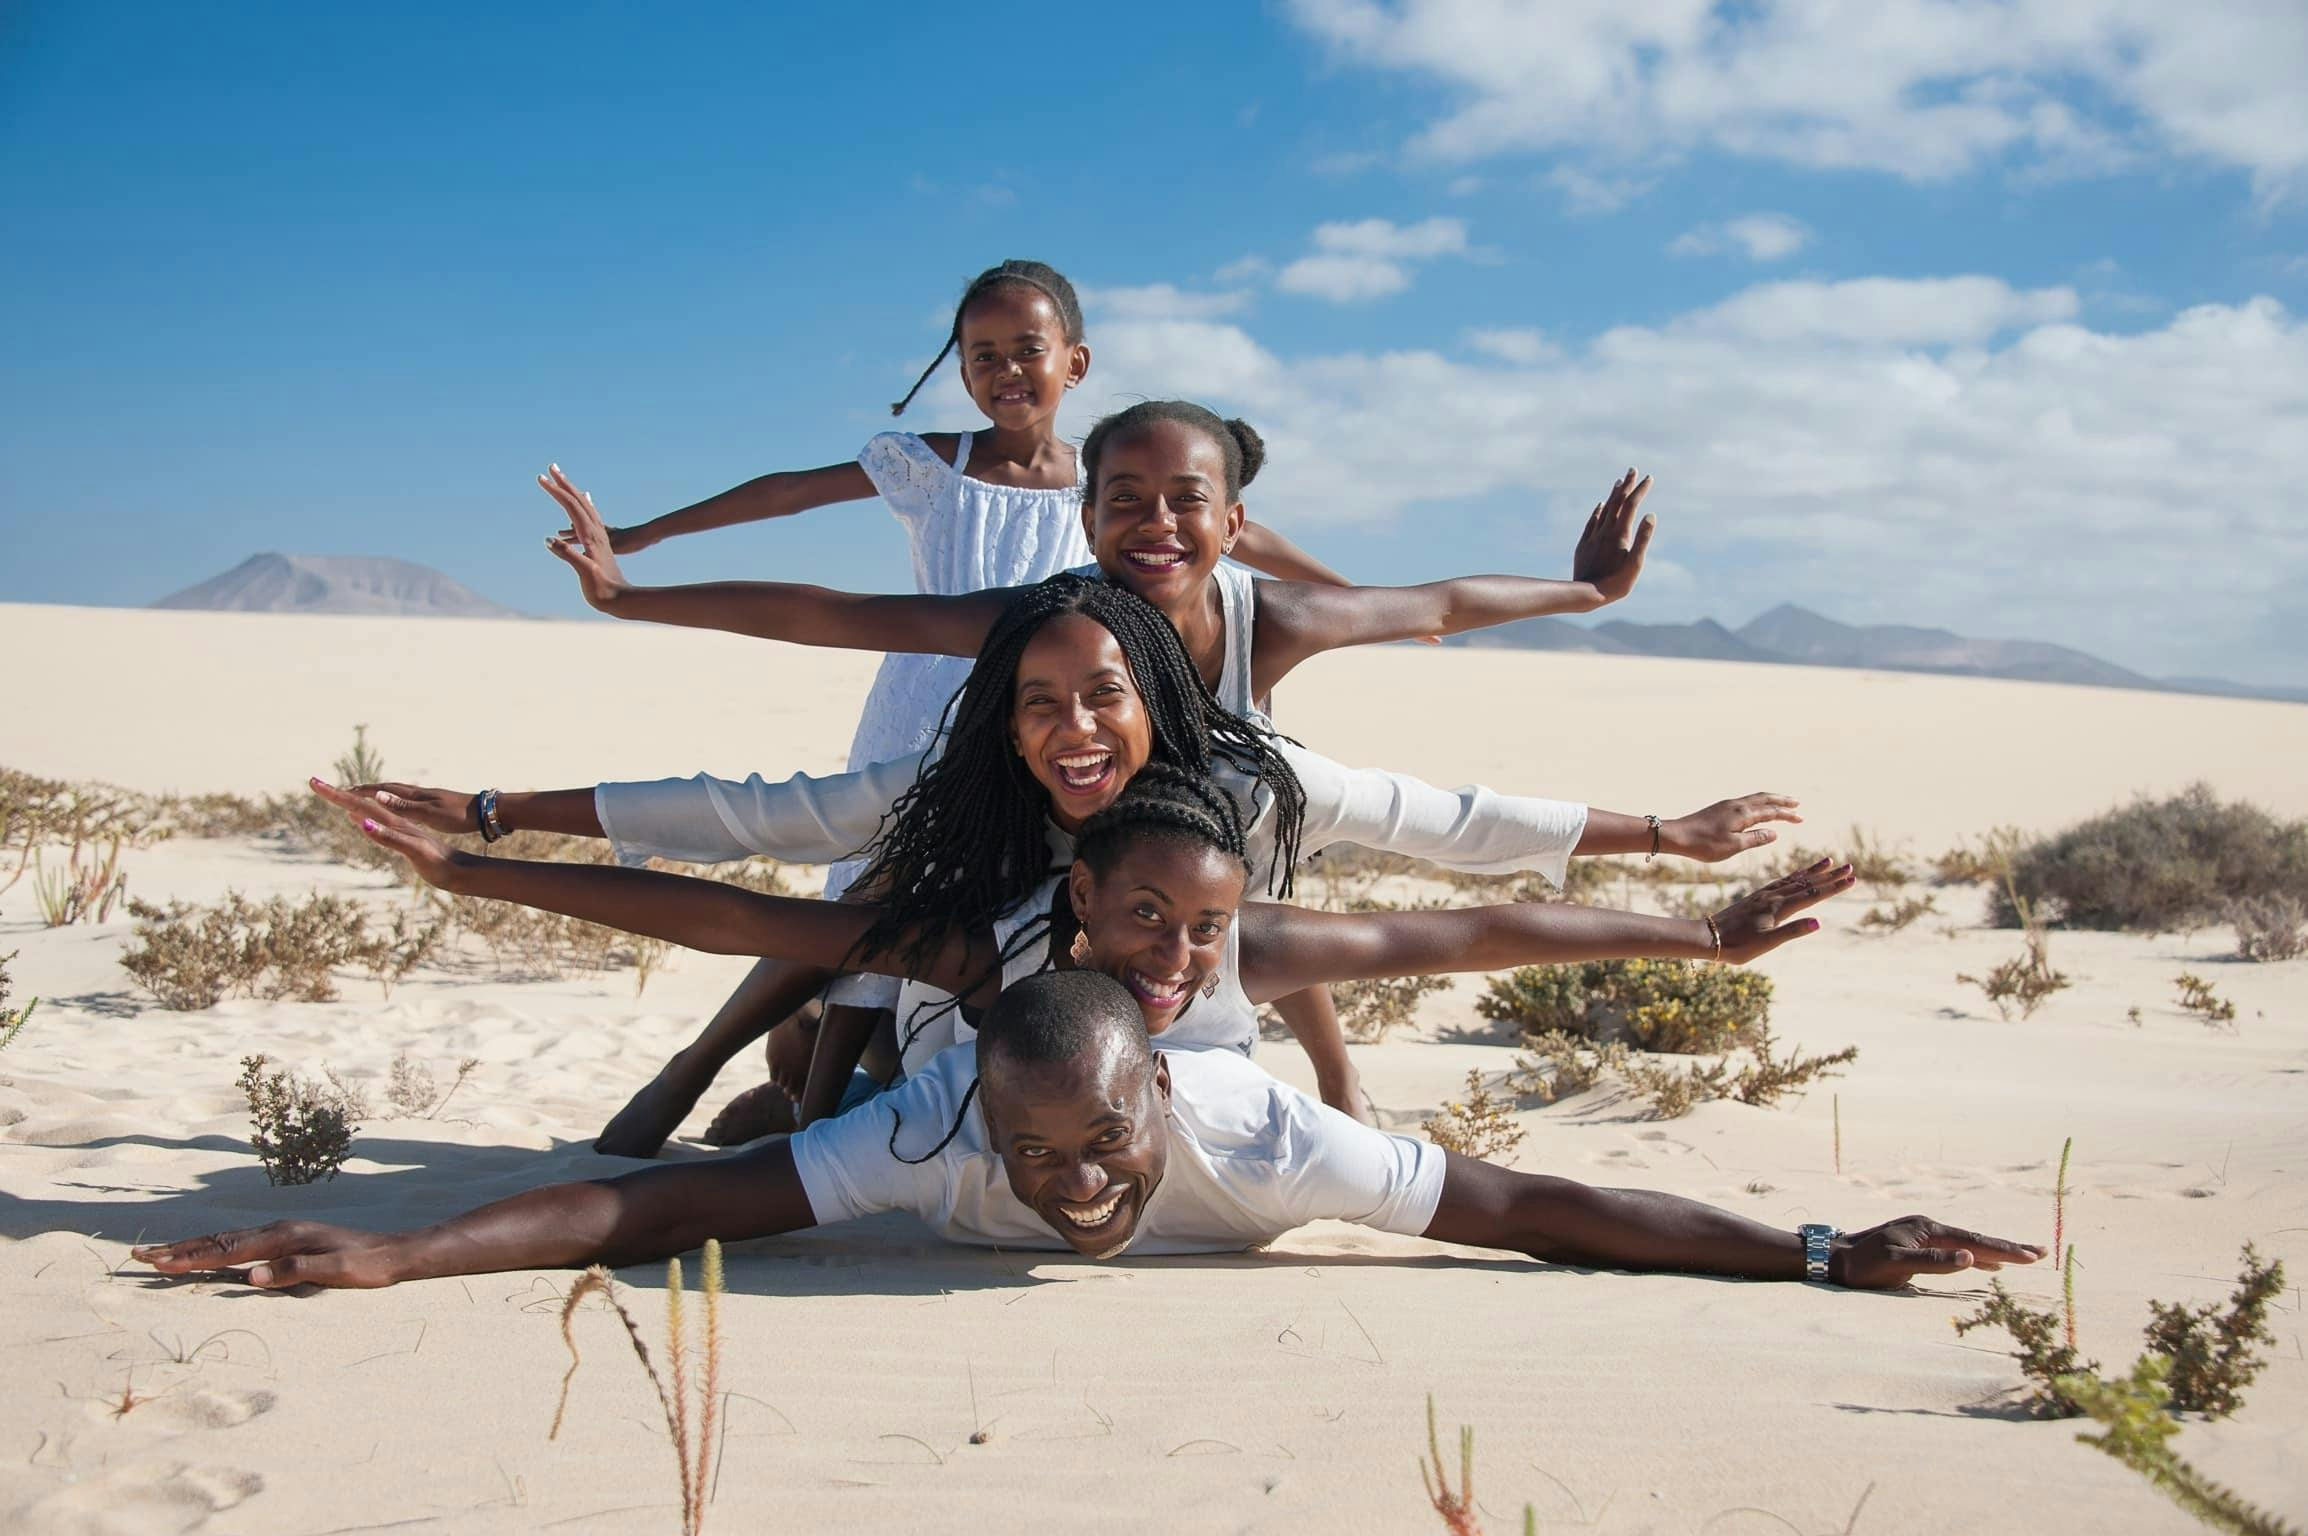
[248,1265,272,1286]
[362,818,379,832]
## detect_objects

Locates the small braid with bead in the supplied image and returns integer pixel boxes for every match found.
[890,259,1086,417]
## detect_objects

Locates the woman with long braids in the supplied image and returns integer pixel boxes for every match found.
[344,579,1801,1151]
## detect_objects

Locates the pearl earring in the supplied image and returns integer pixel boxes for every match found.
[1068,930,1094,967]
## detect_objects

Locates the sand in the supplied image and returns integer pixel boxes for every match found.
[2,600,2303,1534]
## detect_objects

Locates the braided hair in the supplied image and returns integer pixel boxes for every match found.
[1080,400,1267,500]
[1075,762,1251,881]
[890,259,1086,417]
[845,574,1303,991]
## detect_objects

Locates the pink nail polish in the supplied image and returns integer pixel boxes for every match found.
[362,818,379,832]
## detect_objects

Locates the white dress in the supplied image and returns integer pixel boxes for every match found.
[831,430,1088,896]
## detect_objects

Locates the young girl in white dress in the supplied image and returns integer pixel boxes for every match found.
[547,261,1350,1155]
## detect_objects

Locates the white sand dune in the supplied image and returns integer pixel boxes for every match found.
[2,602,2303,1534]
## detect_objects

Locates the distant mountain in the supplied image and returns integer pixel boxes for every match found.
[1444,602,2299,704]
[153,554,523,619]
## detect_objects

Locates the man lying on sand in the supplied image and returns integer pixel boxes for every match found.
[135,971,2039,1292]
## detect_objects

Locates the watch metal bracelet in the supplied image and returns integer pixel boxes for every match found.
[1799,1222,1838,1283]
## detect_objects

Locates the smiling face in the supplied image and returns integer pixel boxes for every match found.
[1008,613,1156,831]
[956,283,1089,432]
[1068,837,1248,1034]
[982,1039,1171,1258]
[1083,417,1247,613]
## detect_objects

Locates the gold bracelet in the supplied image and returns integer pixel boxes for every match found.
[1702,914,1723,963]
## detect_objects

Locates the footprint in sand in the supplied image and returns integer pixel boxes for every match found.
[79,1386,275,1433]
[17,1460,262,1536]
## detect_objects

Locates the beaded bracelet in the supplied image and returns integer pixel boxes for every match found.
[1702,913,1724,963]
[476,787,507,844]
[1644,813,1662,861]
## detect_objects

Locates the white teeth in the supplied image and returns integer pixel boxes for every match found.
[1064,1189,1125,1228]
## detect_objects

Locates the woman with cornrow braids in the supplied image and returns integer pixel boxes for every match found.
[535,265,1350,1154]
[333,579,1803,1153]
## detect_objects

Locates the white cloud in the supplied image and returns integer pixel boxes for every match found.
[1462,326,1555,365]
[1078,284,1253,321]
[1671,212,1811,261]
[1071,274,2308,682]
[1276,253,1415,302]
[1276,216,1472,303]
[1545,164,1652,215]
[1214,255,1274,284]
[1285,0,2308,202]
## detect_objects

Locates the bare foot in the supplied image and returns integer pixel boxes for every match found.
[701,1082,798,1147]
[594,1053,715,1158]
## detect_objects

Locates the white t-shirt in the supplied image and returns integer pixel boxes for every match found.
[789,1044,1446,1256]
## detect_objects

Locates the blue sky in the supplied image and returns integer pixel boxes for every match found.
[4,1,2304,684]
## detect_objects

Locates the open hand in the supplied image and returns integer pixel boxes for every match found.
[1665,793,1803,862]
[1571,469,1655,606]
[540,465,633,611]
[310,779,475,891]
[134,1220,409,1290]
[319,777,478,838]
[1833,1215,2044,1290]
[1710,857,1855,962]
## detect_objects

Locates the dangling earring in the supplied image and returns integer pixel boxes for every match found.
[1069,930,1094,967]
[1202,974,1221,999]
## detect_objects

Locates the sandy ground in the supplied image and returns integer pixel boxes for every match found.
[2,601,2304,1535]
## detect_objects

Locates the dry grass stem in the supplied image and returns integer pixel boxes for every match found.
[1422,1070,1526,1161]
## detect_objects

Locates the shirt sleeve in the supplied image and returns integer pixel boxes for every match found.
[788,1069,959,1226]
[1267,1089,1446,1237]
[857,432,943,529]
[1279,741,1587,888]
[592,752,928,869]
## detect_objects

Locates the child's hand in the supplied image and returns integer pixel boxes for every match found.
[1708,857,1855,962]
[539,464,634,612]
[1571,469,1655,606]
[310,779,475,891]
[1663,793,1803,862]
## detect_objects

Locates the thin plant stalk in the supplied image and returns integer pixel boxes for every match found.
[1833,1094,1843,1175]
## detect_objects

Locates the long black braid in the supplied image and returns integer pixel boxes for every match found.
[887,771,1242,1167]
[890,259,1086,416]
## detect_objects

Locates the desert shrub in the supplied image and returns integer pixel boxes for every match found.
[1996,785,2308,932]
[1859,893,1937,933]
[120,892,443,1009]
[2229,896,2306,962]
[237,1053,359,1185]
[0,951,37,1051]
[385,1053,482,1118]
[1841,826,1913,886]
[1421,1070,1525,1160]
[1331,974,1455,1044]
[1958,885,2070,1019]
[2058,1356,2303,1536]
[2173,972,2238,1030]
[2147,1245,2285,1418]
[1955,1280,2097,1418]
[1933,825,2025,887]
[1509,1025,1852,1120]
[1478,957,1771,1054]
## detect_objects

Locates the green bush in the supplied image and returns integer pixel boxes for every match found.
[1997,785,2308,932]
[1477,956,1771,1054]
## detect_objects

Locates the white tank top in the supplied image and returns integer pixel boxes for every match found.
[1068,559,1267,725]
[890,871,1259,1082]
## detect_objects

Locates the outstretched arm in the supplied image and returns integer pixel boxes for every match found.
[1238,861,1853,1002]
[1248,470,1653,694]
[1230,518,1351,587]
[316,784,991,994]
[1427,1155,2042,1289]
[587,461,877,555]
[134,1139,818,1289]
[540,466,1007,655]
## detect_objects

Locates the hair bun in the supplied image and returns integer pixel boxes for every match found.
[1224,418,1266,489]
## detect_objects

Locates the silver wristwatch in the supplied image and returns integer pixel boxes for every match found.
[1799,1223,1840,1283]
